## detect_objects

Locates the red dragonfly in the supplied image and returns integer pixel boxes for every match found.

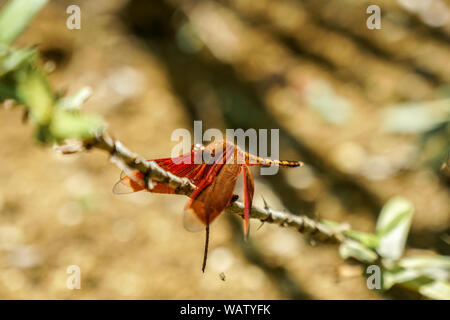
[113,140,302,272]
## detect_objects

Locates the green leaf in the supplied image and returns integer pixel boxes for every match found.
[382,254,450,298]
[15,63,54,125]
[320,219,379,249]
[50,109,104,141]
[339,239,378,263]
[383,268,424,290]
[397,255,450,283]
[419,281,450,300]
[0,0,48,45]
[399,255,450,270]
[321,219,379,249]
[343,230,379,249]
[320,219,349,232]
[0,46,35,77]
[383,271,450,299]
[376,197,414,260]
[57,87,92,111]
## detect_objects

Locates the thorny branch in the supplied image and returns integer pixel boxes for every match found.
[56,132,345,244]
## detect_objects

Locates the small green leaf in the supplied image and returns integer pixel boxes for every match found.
[0,0,48,45]
[57,87,92,111]
[15,64,54,125]
[376,197,414,260]
[339,239,378,263]
[398,255,450,282]
[343,230,379,249]
[0,46,35,77]
[321,220,379,249]
[399,255,450,270]
[50,109,104,140]
[382,255,450,298]
[419,281,450,300]
[383,268,423,290]
[391,276,450,300]
[320,219,350,232]
[50,109,104,141]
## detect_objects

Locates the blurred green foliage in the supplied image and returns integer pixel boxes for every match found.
[324,197,450,299]
[0,0,47,45]
[0,0,104,143]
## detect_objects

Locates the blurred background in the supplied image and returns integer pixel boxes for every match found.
[0,0,449,299]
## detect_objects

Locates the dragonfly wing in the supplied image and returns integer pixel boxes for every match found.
[113,180,136,194]
[183,143,234,225]
[242,165,255,239]
[186,164,241,231]
[182,143,236,231]
[113,171,146,194]
[113,150,210,195]
[183,207,206,232]
[113,171,177,195]
[155,151,207,183]
[183,164,224,232]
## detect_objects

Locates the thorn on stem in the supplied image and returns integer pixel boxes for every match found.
[256,220,265,231]
[262,195,269,211]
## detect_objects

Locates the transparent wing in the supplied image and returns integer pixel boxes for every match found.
[113,150,208,195]
[113,171,145,194]
[183,207,206,232]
